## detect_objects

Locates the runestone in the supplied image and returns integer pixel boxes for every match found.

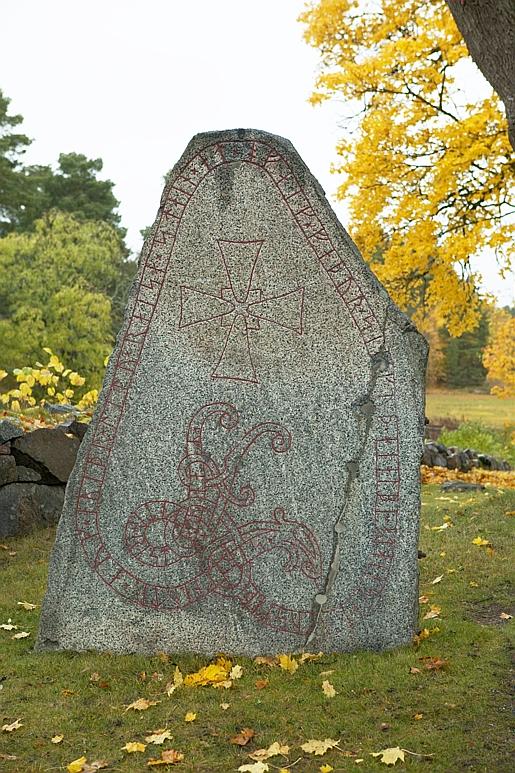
[37,129,427,655]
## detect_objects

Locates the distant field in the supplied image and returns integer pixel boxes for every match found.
[426,389,515,428]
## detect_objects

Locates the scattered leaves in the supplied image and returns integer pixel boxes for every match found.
[229,664,244,680]
[67,757,87,773]
[231,727,256,746]
[122,742,146,753]
[124,698,160,712]
[147,749,184,766]
[277,654,299,673]
[370,747,405,766]
[165,666,183,696]
[145,729,173,745]
[322,680,336,698]
[184,658,231,687]
[2,719,22,732]
[249,742,290,761]
[301,738,340,755]
[423,605,441,620]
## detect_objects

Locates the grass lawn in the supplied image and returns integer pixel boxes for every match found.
[1,485,514,773]
[425,389,515,429]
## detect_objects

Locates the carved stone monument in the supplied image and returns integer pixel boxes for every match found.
[37,129,427,655]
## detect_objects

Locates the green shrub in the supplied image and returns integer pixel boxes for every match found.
[439,421,515,466]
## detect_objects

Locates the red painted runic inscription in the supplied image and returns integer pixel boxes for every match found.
[179,239,304,384]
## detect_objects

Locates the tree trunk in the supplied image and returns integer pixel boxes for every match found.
[445,0,515,151]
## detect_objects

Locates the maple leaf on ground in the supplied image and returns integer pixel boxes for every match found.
[17,601,37,610]
[371,746,405,765]
[277,654,299,673]
[322,680,336,698]
[472,536,490,546]
[122,742,146,753]
[67,757,87,773]
[2,719,22,732]
[418,595,430,604]
[147,749,184,766]
[184,711,197,722]
[320,765,334,773]
[298,651,323,663]
[254,655,276,667]
[124,698,160,712]
[420,656,448,671]
[165,665,183,695]
[145,729,172,744]
[12,630,30,639]
[238,763,269,773]
[231,727,256,746]
[0,619,17,630]
[83,762,109,773]
[301,738,340,755]
[183,661,230,687]
[229,664,244,680]
[220,702,230,710]
[249,741,289,761]
[51,734,64,744]
[423,605,441,620]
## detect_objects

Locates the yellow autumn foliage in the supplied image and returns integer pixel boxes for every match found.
[300,0,514,335]
[483,312,515,397]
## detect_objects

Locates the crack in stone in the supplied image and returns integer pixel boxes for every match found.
[303,340,390,649]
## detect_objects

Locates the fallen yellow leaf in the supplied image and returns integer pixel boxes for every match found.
[423,605,441,620]
[67,757,87,773]
[184,712,197,722]
[414,713,423,720]
[0,619,17,631]
[147,748,184,766]
[145,729,172,744]
[472,536,490,546]
[229,664,244,680]
[124,698,160,712]
[17,601,37,610]
[370,746,405,765]
[277,654,298,673]
[12,631,30,639]
[301,738,340,755]
[2,719,22,732]
[322,680,336,698]
[231,727,255,746]
[122,741,146,753]
[165,665,183,696]
[500,612,513,620]
[184,661,230,686]
[238,764,269,773]
[431,575,443,585]
[298,651,323,663]
[320,766,334,773]
[220,702,230,710]
[51,734,64,744]
[249,741,289,761]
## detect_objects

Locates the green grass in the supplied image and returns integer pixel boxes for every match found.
[426,388,515,429]
[1,486,514,772]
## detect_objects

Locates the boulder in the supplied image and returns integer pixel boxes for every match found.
[0,455,17,486]
[0,419,23,444]
[12,428,80,483]
[0,483,65,538]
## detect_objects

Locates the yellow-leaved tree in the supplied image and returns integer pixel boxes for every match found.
[482,309,515,397]
[300,0,514,335]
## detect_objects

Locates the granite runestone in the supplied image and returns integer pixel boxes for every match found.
[37,129,427,656]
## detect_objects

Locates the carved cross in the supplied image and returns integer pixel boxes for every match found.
[179,239,304,383]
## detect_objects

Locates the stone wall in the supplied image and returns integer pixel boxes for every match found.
[0,419,87,538]
[422,441,511,472]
